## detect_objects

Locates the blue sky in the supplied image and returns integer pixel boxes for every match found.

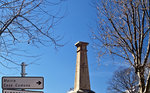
[0,0,124,93]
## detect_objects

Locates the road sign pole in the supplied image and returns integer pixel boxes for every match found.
[2,62,44,92]
[21,62,27,91]
[21,62,27,77]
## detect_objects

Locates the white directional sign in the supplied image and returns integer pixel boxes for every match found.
[3,90,43,93]
[2,77,44,89]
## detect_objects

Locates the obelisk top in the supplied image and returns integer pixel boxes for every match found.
[75,41,89,47]
[75,41,89,53]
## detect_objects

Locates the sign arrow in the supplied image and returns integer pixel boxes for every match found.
[36,81,42,85]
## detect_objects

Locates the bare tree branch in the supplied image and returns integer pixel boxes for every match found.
[0,0,65,70]
[93,0,149,92]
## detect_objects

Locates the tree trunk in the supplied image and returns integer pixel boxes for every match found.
[137,70,145,93]
[144,71,150,93]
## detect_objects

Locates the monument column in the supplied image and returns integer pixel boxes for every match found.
[68,41,95,93]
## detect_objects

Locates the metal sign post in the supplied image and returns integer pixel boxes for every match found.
[2,62,44,93]
[21,62,27,91]
[21,62,27,77]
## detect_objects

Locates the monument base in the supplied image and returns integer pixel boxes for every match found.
[68,89,95,93]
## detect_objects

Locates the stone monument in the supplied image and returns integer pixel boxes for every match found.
[68,41,95,93]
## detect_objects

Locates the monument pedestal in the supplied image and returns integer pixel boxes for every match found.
[69,89,95,93]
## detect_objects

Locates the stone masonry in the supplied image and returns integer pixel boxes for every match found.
[68,41,95,93]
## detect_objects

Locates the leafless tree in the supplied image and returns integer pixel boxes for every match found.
[107,68,139,93]
[92,0,149,93]
[0,0,65,69]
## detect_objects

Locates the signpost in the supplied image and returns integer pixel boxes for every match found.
[1,62,44,93]
[3,90,43,93]
[2,77,44,89]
